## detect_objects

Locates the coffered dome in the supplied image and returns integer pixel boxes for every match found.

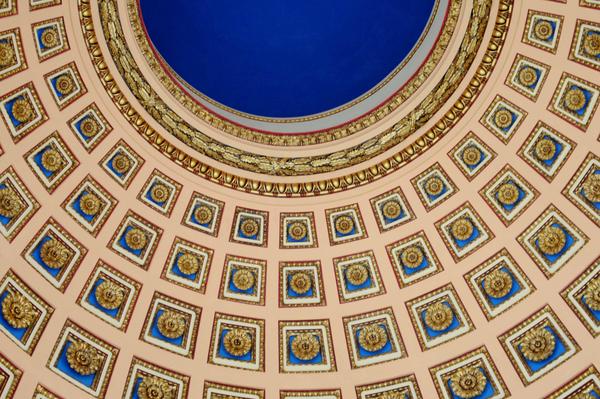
[0,0,598,398]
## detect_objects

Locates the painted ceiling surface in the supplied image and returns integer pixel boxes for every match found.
[0,0,599,399]
[140,0,437,119]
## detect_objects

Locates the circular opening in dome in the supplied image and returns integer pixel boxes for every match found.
[139,0,437,119]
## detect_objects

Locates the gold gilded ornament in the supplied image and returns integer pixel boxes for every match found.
[358,324,388,352]
[537,225,566,255]
[79,193,101,216]
[345,263,369,286]
[534,138,556,161]
[564,88,587,112]
[287,221,307,241]
[494,109,513,129]
[177,253,199,275]
[54,74,75,96]
[534,20,553,41]
[0,188,23,218]
[424,302,454,331]
[291,333,320,360]
[289,272,312,294]
[239,218,259,237]
[462,146,482,166]
[572,394,595,399]
[41,149,64,172]
[334,215,355,235]
[80,117,100,137]
[194,205,213,224]
[66,340,101,376]
[0,42,15,67]
[11,98,34,123]
[518,66,538,87]
[382,200,402,219]
[157,311,185,339]
[125,228,147,250]
[232,269,255,291]
[40,239,69,269]
[375,393,403,399]
[451,218,474,241]
[584,33,600,57]
[111,153,131,174]
[583,173,600,203]
[520,327,556,362]
[95,281,124,310]
[2,292,35,328]
[40,28,59,48]
[424,176,445,197]
[584,278,600,311]
[484,270,513,298]
[450,367,487,398]
[138,376,174,399]
[223,328,252,357]
[150,183,170,203]
[496,183,519,206]
[401,246,424,269]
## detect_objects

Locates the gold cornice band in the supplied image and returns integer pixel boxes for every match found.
[78,0,511,196]
[127,0,453,146]
[97,0,482,176]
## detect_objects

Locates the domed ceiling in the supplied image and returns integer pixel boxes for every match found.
[0,0,599,398]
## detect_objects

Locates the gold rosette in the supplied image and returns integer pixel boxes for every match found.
[584,278,600,311]
[55,75,75,95]
[334,215,354,235]
[583,173,600,203]
[450,367,487,398]
[193,205,213,224]
[483,270,513,298]
[79,193,101,216]
[223,328,252,357]
[66,340,101,376]
[289,272,312,294]
[287,221,308,241]
[534,138,556,161]
[41,149,64,172]
[41,28,59,47]
[125,228,147,250]
[95,281,124,310]
[358,324,388,352]
[462,146,481,166]
[520,327,556,362]
[563,88,586,112]
[345,263,369,286]
[401,246,424,269]
[138,376,174,399]
[451,218,474,241]
[493,109,513,129]
[150,183,170,203]
[424,302,454,331]
[424,176,444,196]
[232,269,255,291]
[0,188,23,218]
[496,183,519,206]
[537,225,566,255]
[291,333,320,360]
[157,311,186,339]
[40,239,69,269]
[240,218,259,237]
[11,98,34,123]
[177,253,199,275]
[2,292,35,329]
[382,199,402,219]
[111,153,131,174]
